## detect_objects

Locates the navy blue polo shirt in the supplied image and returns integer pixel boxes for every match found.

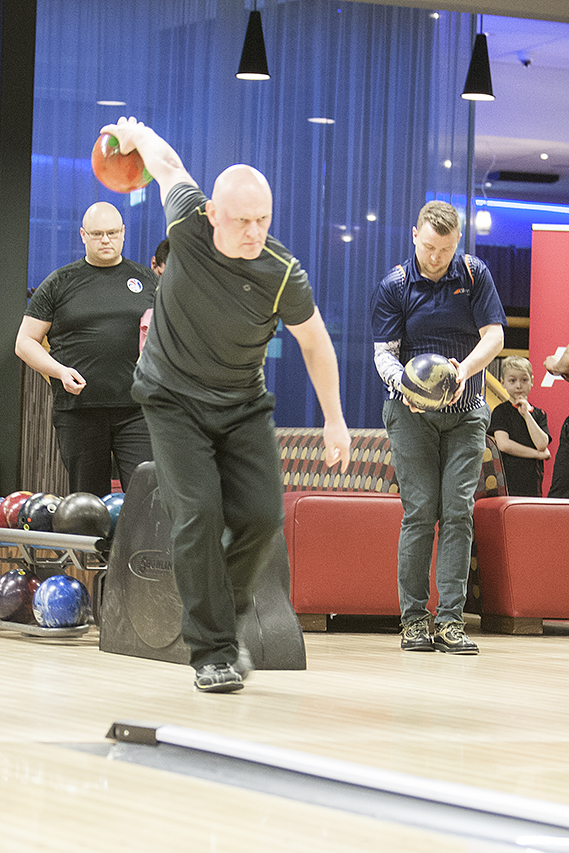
[370,253,507,411]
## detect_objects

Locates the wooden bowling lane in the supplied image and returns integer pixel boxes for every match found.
[0,616,569,851]
[0,743,513,853]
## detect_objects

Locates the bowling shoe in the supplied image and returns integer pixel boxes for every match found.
[433,621,479,654]
[194,663,244,693]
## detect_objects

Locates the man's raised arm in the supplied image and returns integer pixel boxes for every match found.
[100,116,195,204]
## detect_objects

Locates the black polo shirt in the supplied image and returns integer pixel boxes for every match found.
[137,182,315,404]
[25,257,157,409]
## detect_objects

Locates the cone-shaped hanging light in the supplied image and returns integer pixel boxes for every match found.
[462,32,494,100]
[236,10,270,80]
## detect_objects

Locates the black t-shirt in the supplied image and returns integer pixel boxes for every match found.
[489,400,551,496]
[25,257,157,410]
[137,182,315,404]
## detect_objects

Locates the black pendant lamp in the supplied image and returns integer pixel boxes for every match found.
[236,3,270,80]
[462,17,494,101]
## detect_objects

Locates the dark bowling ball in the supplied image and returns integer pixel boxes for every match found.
[0,569,41,623]
[2,491,33,529]
[401,353,459,412]
[101,492,125,537]
[33,574,91,628]
[17,492,63,532]
[52,492,112,538]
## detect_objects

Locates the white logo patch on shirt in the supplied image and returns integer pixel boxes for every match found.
[127,278,143,293]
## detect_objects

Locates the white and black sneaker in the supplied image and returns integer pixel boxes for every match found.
[194,663,244,693]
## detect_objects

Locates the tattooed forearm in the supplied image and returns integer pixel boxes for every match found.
[374,340,403,392]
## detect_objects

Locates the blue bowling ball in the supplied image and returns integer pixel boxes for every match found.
[101,492,125,536]
[32,574,91,628]
[17,492,62,532]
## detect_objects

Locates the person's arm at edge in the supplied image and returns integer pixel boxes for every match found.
[544,344,569,376]
[15,316,86,395]
[285,307,351,472]
[99,116,195,204]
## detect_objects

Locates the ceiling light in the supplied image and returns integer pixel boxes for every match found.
[475,198,569,215]
[97,100,126,106]
[443,159,452,169]
[308,117,335,125]
[366,213,377,222]
[462,17,494,101]
[236,6,270,80]
[540,153,549,160]
[475,209,492,235]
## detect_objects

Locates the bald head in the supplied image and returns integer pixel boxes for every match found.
[212,165,272,207]
[81,202,125,266]
[206,165,272,259]
[82,202,123,231]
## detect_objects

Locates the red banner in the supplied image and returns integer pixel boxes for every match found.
[529,225,569,495]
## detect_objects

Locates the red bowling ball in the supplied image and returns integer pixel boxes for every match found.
[91,133,153,194]
[1,491,33,529]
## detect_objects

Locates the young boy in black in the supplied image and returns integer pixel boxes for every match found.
[489,356,551,496]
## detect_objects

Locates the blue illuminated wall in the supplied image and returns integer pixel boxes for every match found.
[475,198,569,249]
[30,0,474,429]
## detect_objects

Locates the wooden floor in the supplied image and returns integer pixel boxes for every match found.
[1,614,569,852]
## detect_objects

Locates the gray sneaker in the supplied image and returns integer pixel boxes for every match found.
[433,621,479,655]
[194,663,244,693]
[401,617,434,651]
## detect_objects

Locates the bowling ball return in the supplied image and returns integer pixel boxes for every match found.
[99,462,306,670]
[0,527,107,637]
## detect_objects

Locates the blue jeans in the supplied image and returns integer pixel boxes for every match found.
[383,398,490,625]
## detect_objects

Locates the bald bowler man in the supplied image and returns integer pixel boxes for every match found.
[16,202,157,497]
[100,116,351,693]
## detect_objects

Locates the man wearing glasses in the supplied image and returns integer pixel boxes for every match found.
[15,202,157,497]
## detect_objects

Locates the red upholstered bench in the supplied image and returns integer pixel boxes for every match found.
[474,496,569,634]
[275,428,506,629]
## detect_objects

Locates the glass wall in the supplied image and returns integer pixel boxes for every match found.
[31,0,473,427]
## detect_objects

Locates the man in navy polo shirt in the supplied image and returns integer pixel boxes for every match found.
[371,201,506,654]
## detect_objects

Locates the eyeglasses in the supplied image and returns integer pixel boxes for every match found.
[83,228,123,241]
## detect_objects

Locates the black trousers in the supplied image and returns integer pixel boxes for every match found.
[52,406,153,498]
[132,375,284,670]
[549,416,569,498]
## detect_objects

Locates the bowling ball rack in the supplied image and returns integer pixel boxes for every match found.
[0,528,108,637]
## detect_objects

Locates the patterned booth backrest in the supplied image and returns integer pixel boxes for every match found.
[275,427,507,500]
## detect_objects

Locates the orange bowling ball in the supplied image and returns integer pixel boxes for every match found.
[91,133,153,194]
